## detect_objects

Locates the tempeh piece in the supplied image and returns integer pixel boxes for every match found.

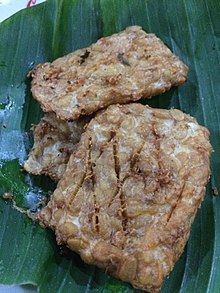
[24,113,89,181]
[39,104,212,292]
[30,26,188,120]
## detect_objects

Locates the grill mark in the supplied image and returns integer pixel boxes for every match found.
[108,139,145,205]
[130,142,145,171]
[108,124,161,235]
[120,190,128,232]
[94,130,116,162]
[108,131,120,207]
[166,182,185,224]
[105,131,128,232]
[112,137,128,232]
[87,130,118,232]
[87,137,100,233]
[67,172,87,208]
[94,204,100,233]
[113,141,120,180]
[120,143,145,232]
[113,136,148,232]
[152,121,163,194]
[152,120,185,226]
[67,137,92,209]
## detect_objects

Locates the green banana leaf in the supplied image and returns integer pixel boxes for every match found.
[0,0,220,292]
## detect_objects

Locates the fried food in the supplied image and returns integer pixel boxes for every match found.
[24,113,89,181]
[38,103,212,292]
[30,26,188,121]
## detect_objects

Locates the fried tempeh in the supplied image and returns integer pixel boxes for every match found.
[39,103,212,292]
[30,26,188,121]
[24,113,89,181]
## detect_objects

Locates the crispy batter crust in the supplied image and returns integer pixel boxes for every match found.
[39,104,212,292]
[24,113,89,181]
[30,26,188,120]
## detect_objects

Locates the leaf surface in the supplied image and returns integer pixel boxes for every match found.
[0,1,220,292]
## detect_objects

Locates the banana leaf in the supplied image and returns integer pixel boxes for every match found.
[0,0,220,292]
